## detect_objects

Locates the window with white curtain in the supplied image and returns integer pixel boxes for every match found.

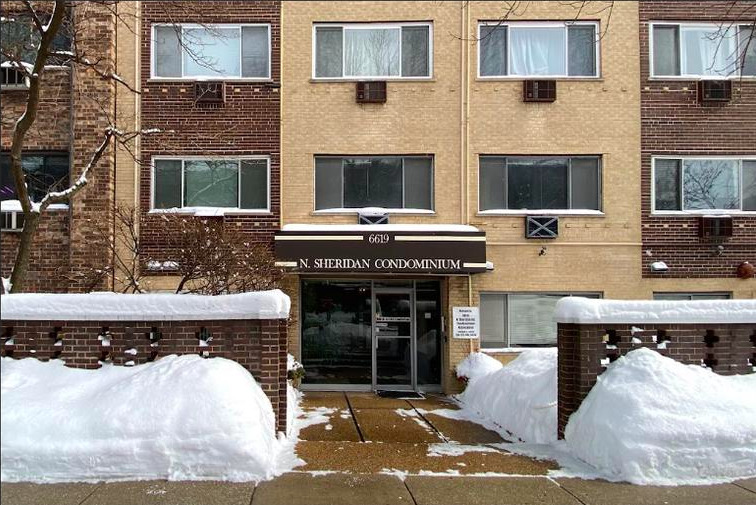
[478,21,598,78]
[314,22,432,79]
[152,24,270,79]
[480,293,601,348]
[653,157,756,212]
[651,23,755,77]
[152,158,269,210]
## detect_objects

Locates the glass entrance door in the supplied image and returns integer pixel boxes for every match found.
[372,288,415,390]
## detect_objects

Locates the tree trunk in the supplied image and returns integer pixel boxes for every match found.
[9,213,41,293]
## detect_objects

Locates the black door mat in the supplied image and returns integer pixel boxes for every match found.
[376,390,425,399]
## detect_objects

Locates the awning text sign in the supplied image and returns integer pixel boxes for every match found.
[274,229,487,274]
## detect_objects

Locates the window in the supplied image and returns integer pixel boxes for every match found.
[479,156,601,212]
[152,158,269,211]
[478,22,598,78]
[653,292,732,301]
[152,24,270,79]
[315,156,433,211]
[1,14,71,65]
[480,293,601,348]
[314,23,432,79]
[0,153,69,202]
[651,23,756,77]
[653,158,756,212]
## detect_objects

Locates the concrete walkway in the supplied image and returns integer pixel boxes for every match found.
[3,392,756,505]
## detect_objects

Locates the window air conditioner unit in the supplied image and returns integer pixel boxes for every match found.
[697,80,731,103]
[358,210,389,225]
[194,81,225,105]
[523,80,556,102]
[699,216,733,239]
[356,81,387,103]
[1,211,25,232]
[1,66,30,91]
[525,216,559,239]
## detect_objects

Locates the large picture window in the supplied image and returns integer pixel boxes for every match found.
[478,21,599,78]
[479,156,601,212]
[0,152,69,202]
[315,156,433,211]
[152,24,270,79]
[480,293,601,348]
[651,23,756,77]
[152,157,269,211]
[314,22,432,79]
[653,157,756,212]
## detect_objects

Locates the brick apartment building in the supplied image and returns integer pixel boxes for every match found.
[136,0,281,291]
[1,1,753,396]
[1,2,121,292]
[639,0,756,299]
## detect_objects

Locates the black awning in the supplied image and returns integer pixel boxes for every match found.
[274,226,486,274]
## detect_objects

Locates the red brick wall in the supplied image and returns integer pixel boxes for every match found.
[557,321,756,437]
[639,1,756,278]
[0,211,71,292]
[139,1,281,265]
[1,317,289,432]
[0,2,117,293]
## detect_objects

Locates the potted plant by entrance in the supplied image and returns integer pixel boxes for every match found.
[287,354,305,388]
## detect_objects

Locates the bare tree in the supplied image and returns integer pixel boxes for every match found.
[0,1,243,293]
[73,207,284,295]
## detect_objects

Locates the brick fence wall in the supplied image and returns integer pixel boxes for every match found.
[0,317,289,432]
[557,322,756,438]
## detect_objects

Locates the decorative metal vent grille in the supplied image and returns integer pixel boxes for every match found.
[525,216,559,239]
[194,81,225,105]
[358,211,389,225]
[523,80,556,102]
[699,216,733,239]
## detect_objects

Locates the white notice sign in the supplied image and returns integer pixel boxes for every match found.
[453,307,479,339]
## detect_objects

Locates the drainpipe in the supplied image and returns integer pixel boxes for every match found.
[459,0,469,225]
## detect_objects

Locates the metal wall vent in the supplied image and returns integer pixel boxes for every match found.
[525,216,559,239]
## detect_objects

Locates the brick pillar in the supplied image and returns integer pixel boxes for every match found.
[259,318,288,433]
[68,2,117,292]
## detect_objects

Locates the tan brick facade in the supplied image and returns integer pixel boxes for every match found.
[280,1,651,393]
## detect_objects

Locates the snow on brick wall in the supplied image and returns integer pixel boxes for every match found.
[0,290,291,321]
[556,297,756,324]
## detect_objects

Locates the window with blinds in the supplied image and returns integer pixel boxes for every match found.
[480,293,601,348]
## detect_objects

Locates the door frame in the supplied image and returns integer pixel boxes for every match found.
[371,286,416,391]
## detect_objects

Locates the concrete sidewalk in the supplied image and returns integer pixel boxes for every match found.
[2,475,756,505]
[3,393,755,505]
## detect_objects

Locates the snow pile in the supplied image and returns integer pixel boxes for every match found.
[1,355,300,483]
[0,290,290,321]
[565,348,756,485]
[455,351,502,381]
[456,349,557,444]
[556,297,756,324]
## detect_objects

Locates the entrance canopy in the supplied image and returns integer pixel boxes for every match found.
[275,224,487,274]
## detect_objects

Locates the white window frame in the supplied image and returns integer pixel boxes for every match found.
[477,20,601,79]
[150,23,272,80]
[311,22,434,80]
[480,292,602,349]
[651,155,756,215]
[653,292,732,300]
[476,155,604,215]
[648,21,756,79]
[150,155,271,213]
[312,155,435,213]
